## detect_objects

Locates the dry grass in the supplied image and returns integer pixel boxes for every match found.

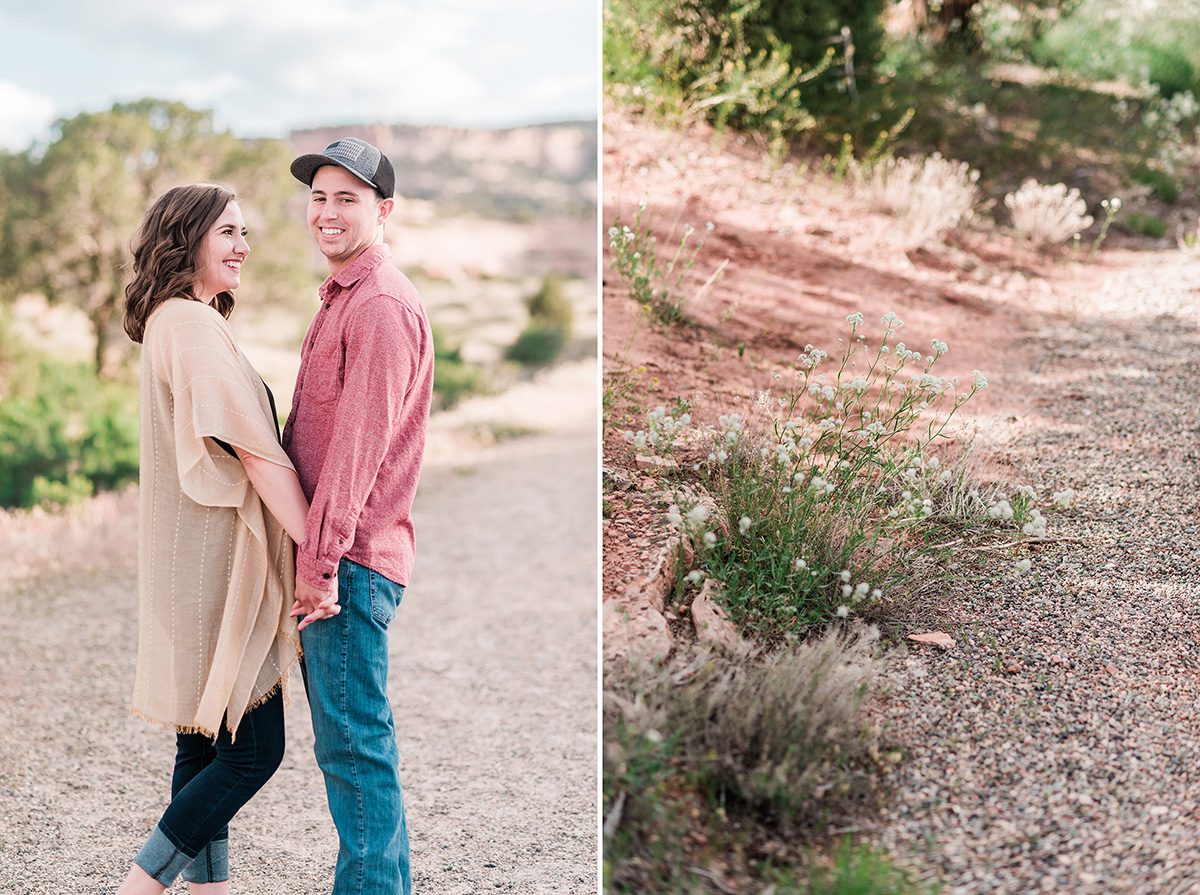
[605,624,883,838]
[856,154,980,249]
[1004,178,1094,245]
[0,486,138,587]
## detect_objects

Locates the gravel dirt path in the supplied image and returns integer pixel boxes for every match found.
[0,365,597,894]
[873,254,1200,894]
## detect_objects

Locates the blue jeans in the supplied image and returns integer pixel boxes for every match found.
[134,689,285,885]
[301,558,410,895]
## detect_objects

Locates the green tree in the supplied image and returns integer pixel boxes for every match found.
[0,99,314,374]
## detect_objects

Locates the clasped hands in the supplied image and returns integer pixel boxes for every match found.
[291,576,341,631]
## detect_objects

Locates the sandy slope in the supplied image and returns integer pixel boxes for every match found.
[0,361,598,894]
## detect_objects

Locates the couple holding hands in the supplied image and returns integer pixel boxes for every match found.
[115,137,431,895]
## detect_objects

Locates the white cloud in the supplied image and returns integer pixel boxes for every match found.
[0,81,56,151]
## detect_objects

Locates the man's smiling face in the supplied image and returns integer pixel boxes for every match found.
[307,164,391,273]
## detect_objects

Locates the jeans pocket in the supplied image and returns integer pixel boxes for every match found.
[368,569,405,626]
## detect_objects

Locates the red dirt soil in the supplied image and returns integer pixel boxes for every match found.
[601,104,1134,631]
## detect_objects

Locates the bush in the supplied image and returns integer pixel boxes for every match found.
[526,274,574,335]
[605,0,820,141]
[1120,211,1168,238]
[606,626,881,833]
[791,838,927,895]
[679,0,888,109]
[431,326,490,409]
[0,347,139,509]
[1004,179,1094,245]
[643,314,1051,639]
[505,321,567,366]
[1130,163,1180,204]
[857,154,979,249]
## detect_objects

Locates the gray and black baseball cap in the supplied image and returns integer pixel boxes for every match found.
[290,137,395,199]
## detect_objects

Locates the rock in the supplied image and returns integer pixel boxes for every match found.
[907,631,956,649]
[624,536,688,613]
[602,598,672,667]
[690,580,746,653]
[635,454,678,472]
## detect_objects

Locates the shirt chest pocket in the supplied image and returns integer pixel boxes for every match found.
[300,334,346,408]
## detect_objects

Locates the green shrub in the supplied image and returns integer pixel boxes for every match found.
[505,322,567,366]
[1130,163,1180,204]
[432,326,490,409]
[1120,211,1168,238]
[0,346,139,509]
[1132,39,1197,99]
[526,274,574,335]
[605,0,822,140]
[781,838,928,895]
[680,0,888,108]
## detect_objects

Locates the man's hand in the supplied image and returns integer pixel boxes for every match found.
[291,576,340,631]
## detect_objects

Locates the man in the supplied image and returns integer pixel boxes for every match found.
[284,137,434,895]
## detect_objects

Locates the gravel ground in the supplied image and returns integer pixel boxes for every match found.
[0,424,597,894]
[873,254,1200,894]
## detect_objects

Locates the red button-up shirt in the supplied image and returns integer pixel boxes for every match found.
[283,244,434,589]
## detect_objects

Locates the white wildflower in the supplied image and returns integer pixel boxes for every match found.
[836,605,850,618]
[738,516,752,534]
[702,531,717,547]
[1052,488,1075,509]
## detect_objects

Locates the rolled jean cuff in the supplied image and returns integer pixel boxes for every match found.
[182,837,230,883]
[133,824,195,886]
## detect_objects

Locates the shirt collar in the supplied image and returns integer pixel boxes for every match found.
[319,244,392,301]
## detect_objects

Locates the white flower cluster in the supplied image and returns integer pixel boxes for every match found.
[881,311,904,334]
[808,475,836,495]
[987,497,1015,520]
[718,413,743,445]
[1052,488,1075,509]
[1022,508,1047,537]
[846,312,865,328]
[894,342,923,363]
[914,373,948,394]
[623,406,690,454]
[607,224,635,250]
[971,370,988,390]
[930,339,949,358]
[894,489,933,518]
[797,344,829,369]
[836,568,882,618]
[809,381,838,401]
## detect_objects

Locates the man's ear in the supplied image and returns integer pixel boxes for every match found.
[377,197,396,224]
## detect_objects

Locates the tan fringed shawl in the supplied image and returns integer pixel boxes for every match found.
[133,298,299,740]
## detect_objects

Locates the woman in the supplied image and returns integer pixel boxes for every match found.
[117,183,333,894]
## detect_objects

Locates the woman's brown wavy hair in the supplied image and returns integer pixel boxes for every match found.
[123,183,238,343]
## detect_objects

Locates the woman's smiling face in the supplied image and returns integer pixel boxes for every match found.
[193,200,249,301]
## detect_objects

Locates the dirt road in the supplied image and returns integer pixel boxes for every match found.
[0,361,597,894]
[873,254,1200,893]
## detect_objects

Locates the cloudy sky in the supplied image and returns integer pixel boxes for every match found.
[0,0,598,151]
